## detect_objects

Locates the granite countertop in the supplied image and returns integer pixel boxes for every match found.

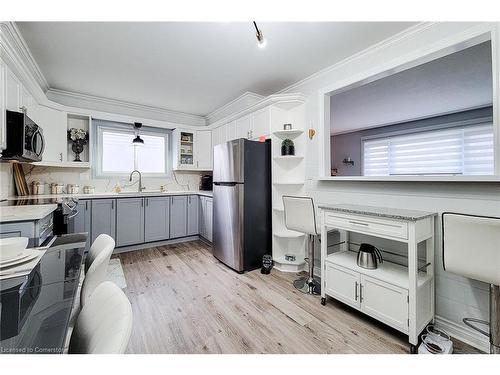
[318,203,437,221]
[0,204,58,223]
[8,190,213,200]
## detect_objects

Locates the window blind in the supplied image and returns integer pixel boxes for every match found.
[363,124,494,176]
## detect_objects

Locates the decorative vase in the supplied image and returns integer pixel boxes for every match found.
[281,139,295,156]
[71,139,86,162]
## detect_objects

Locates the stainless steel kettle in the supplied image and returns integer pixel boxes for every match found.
[356,243,383,269]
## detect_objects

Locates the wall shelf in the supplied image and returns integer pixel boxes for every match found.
[274,229,305,238]
[273,181,305,186]
[31,161,91,168]
[273,155,304,160]
[273,129,304,139]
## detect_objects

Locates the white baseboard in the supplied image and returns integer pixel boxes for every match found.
[434,315,489,353]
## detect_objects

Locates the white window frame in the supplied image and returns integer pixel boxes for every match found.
[93,120,171,178]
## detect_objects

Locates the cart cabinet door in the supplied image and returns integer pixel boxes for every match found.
[324,262,361,310]
[360,275,409,332]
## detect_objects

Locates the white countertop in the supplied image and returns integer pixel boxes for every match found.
[0,204,57,223]
[8,190,213,200]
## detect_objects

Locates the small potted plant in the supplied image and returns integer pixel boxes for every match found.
[68,128,88,162]
[281,138,295,156]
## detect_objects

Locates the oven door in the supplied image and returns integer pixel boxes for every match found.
[24,123,44,162]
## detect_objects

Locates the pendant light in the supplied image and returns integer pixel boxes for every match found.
[132,122,144,146]
[253,21,267,49]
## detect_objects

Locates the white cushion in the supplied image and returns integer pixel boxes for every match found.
[69,281,132,354]
[81,234,115,306]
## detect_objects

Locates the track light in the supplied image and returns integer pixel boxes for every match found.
[253,21,266,49]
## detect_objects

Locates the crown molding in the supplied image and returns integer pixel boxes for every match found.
[46,88,207,126]
[206,91,264,124]
[274,22,437,95]
[0,22,49,95]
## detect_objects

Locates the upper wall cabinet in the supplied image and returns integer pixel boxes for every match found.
[211,106,271,146]
[5,67,21,113]
[173,129,213,171]
[37,106,67,163]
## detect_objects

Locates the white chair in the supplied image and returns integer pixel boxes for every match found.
[69,281,133,354]
[80,234,115,306]
[442,212,500,353]
[282,195,320,295]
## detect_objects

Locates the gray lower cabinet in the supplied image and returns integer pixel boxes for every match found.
[199,196,213,242]
[73,200,92,249]
[0,213,53,246]
[116,198,145,247]
[170,196,187,238]
[91,199,116,244]
[187,195,199,236]
[0,221,35,239]
[205,198,213,242]
[145,196,170,242]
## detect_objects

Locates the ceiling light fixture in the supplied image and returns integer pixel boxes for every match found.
[132,122,144,146]
[253,21,267,49]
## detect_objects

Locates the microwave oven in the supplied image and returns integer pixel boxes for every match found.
[1,110,45,162]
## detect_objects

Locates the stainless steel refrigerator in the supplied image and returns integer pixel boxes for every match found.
[213,138,272,273]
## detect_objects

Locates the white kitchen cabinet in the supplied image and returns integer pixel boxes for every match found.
[20,85,34,116]
[252,107,271,140]
[0,61,6,151]
[196,130,212,169]
[5,67,21,112]
[324,260,410,333]
[360,274,409,332]
[227,121,237,141]
[324,262,360,309]
[173,129,213,170]
[236,114,252,139]
[37,105,67,163]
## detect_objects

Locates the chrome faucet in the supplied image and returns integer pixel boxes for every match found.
[129,170,145,192]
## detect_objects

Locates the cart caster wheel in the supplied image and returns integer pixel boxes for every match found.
[321,297,326,306]
[410,344,418,354]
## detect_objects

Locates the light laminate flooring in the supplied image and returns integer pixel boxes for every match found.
[115,240,476,354]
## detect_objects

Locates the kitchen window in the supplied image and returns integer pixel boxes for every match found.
[363,122,494,176]
[94,120,171,177]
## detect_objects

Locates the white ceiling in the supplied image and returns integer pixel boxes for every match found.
[17,22,415,116]
[330,41,493,134]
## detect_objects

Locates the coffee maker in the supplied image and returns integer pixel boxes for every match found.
[199,174,213,191]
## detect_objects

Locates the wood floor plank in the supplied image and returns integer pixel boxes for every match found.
[117,240,412,354]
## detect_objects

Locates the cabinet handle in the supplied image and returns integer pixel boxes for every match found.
[146,198,148,206]
[141,199,143,207]
[111,200,114,210]
[85,201,88,210]
[355,281,358,301]
[359,283,363,302]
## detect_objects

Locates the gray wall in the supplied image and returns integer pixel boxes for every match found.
[331,106,493,176]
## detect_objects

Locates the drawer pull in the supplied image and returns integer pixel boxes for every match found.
[355,281,358,301]
[349,220,369,226]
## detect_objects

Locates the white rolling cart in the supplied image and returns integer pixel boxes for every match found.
[319,204,437,353]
